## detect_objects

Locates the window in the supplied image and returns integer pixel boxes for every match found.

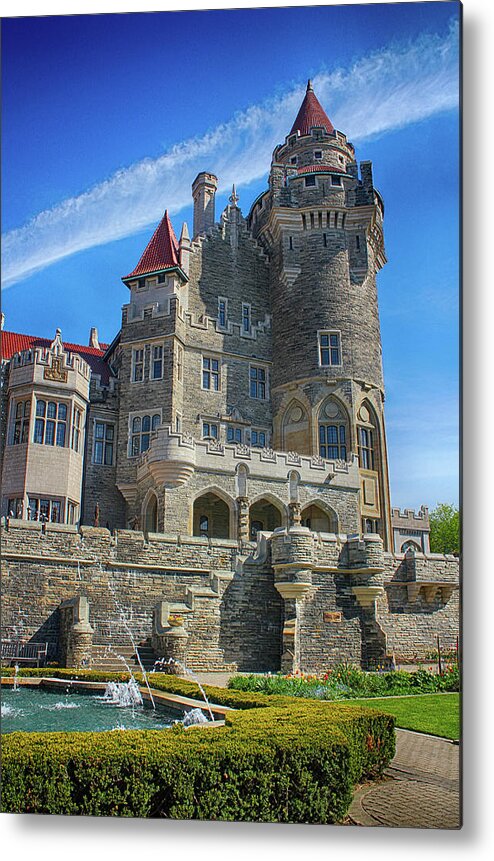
[358,427,375,470]
[242,303,251,334]
[71,407,83,452]
[314,150,322,160]
[202,422,218,439]
[289,236,293,250]
[290,156,298,165]
[67,502,77,525]
[356,235,361,251]
[132,348,144,382]
[150,345,163,380]
[227,426,243,444]
[319,424,347,460]
[199,515,209,536]
[176,344,184,382]
[251,430,266,448]
[202,356,220,391]
[130,413,161,456]
[217,298,228,328]
[33,400,68,447]
[93,421,114,465]
[319,332,341,366]
[331,175,342,186]
[11,399,30,445]
[250,366,267,399]
[27,496,63,523]
[305,175,316,187]
[323,233,327,248]
[176,414,182,433]
[8,498,23,518]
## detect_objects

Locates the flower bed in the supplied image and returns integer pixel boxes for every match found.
[227,663,460,700]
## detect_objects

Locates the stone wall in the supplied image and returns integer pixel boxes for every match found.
[1,521,459,672]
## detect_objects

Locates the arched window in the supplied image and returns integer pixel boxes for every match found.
[318,398,349,460]
[130,412,161,456]
[357,402,379,471]
[199,515,209,536]
[250,520,263,539]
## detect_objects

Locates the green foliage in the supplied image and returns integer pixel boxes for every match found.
[228,663,460,700]
[429,503,460,554]
[346,693,460,740]
[0,671,395,820]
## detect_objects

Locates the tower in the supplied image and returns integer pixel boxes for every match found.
[248,81,392,548]
[192,171,218,238]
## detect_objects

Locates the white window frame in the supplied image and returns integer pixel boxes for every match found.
[150,343,164,381]
[318,330,342,368]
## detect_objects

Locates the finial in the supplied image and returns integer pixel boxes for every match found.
[229,184,239,206]
[307,79,313,91]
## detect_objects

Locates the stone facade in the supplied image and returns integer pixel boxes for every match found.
[0,82,459,671]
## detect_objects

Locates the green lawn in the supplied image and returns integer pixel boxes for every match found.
[344,693,460,740]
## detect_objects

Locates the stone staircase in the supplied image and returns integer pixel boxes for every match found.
[361,613,388,670]
[90,639,159,674]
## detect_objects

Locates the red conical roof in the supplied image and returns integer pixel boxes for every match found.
[124,210,180,279]
[290,80,334,137]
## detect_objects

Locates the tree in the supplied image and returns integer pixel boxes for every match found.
[429,503,460,554]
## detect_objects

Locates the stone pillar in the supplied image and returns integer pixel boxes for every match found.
[288,501,301,527]
[155,627,189,673]
[237,496,250,543]
[270,526,314,674]
[66,620,94,669]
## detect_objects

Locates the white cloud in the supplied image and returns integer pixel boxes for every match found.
[2,19,459,288]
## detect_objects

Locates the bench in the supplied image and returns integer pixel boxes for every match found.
[1,641,49,668]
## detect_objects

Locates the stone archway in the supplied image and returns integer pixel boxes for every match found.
[143,492,158,534]
[249,497,284,539]
[193,491,233,539]
[300,501,338,533]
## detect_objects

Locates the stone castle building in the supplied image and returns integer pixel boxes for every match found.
[1,83,459,672]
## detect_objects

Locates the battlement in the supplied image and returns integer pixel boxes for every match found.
[136,424,359,489]
[391,506,430,528]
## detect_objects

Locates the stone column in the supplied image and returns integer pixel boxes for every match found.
[270,526,314,674]
[67,620,94,669]
[237,496,250,543]
[288,501,301,527]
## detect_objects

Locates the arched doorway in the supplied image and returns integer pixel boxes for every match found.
[143,492,158,534]
[300,502,337,533]
[193,491,232,539]
[249,497,283,539]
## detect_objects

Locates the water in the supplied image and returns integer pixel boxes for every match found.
[1,686,183,734]
[107,578,156,709]
[151,657,214,721]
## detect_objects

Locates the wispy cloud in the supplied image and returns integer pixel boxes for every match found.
[2,20,459,289]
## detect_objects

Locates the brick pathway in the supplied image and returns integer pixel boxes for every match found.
[348,729,461,829]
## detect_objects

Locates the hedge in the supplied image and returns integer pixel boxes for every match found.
[1,670,395,821]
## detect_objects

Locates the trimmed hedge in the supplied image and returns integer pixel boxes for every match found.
[1,670,395,820]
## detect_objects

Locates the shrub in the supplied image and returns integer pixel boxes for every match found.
[1,671,395,820]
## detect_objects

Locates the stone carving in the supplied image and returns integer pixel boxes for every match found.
[286,451,302,465]
[43,356,68,383]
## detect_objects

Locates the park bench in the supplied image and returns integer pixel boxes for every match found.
[1,641,49,668]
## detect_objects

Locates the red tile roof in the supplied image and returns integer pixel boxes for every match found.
[296,165,344,174]
[123,210,181,280]
[1,331,112,385]
[290,80,335,137]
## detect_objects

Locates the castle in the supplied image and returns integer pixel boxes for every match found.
[1,83,458,672]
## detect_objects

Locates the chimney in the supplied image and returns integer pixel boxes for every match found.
[89,327,100,349]
[192,172,218,239]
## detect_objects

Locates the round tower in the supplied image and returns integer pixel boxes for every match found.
[248,80,391,548]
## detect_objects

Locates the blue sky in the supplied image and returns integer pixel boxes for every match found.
[1,1,460,511]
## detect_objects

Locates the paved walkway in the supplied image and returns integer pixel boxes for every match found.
[347,728,461,829]
[190,672,461,830]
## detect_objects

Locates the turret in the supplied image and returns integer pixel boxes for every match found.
[192,171,218,238]
[248,80,391,549]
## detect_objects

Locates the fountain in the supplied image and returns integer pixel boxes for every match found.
[101,678,143,708]
[107,578,156,710]
[12,663,20,692]
[151,657,214,721]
